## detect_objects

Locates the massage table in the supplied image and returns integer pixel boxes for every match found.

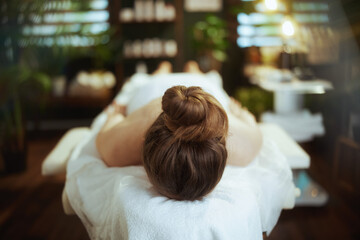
[42,123,309,177]
[41,72,308,239]
[41,122,304,237]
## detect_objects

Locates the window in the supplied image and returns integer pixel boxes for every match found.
[235,0,331,48]
[2,0,110,48]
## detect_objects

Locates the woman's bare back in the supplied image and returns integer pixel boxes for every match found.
[96,97,262,167]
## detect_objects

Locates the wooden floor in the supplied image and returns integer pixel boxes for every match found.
[0,133,359,240]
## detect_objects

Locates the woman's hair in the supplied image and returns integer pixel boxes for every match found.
[143,85,228,201]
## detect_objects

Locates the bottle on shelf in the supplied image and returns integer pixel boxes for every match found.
[135,61,148,73]
[119,8,135,22]
[123,38,177,59]
[144,0,155,22]
[132,39,143,58]
[163,39,177,57]
[119,0,175,22]
[134,0,145,22]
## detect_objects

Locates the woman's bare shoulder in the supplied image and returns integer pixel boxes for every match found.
[226,112,263,167]
[96,98,162,167]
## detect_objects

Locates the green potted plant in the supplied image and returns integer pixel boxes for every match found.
[234,87,273,120]
[0,0,52,173]
[192,14,229,72]
[0,66,51,173]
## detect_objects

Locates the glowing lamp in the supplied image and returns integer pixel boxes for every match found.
[282,19,295,37]
[264,0,278,11]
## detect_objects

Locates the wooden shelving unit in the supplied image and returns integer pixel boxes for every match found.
[31,1,185,130]
[108,0,184,89]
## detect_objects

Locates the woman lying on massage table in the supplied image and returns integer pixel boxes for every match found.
[96,61,263,201]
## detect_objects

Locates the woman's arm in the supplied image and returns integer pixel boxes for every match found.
[226,98,263,166]
[96,98,162,167]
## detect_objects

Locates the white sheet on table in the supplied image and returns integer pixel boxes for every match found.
[65,113,295,240]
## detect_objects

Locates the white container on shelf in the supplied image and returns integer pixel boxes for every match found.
[123,41,133,58]
[147,39,156,57]
[135,0,145,22]
[132,39,143,58]
[164,40,177,57]
[143,0,155,22]
[153,38,163,57]
[119,8,135,22]
[164,4,175,21]
[142,39,153,58]
[155,0,166,21]
[136,61,148,73]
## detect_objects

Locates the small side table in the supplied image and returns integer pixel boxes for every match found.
[250,66,332,206]
[251,67,333,142]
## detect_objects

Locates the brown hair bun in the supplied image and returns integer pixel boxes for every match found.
[143,85,228,201]
[162,86,227,142]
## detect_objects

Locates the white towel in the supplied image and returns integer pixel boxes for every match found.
[65,119,295,240]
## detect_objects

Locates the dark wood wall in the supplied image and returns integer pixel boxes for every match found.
[308,0,360,212]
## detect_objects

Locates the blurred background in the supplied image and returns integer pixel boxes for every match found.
[0,0,359,239]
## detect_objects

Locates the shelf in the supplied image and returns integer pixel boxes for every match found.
[123,55,176,60]
[120,20,175,24]
[109,0,184,81]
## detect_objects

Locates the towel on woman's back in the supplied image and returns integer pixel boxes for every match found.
[65,72,295,239]
[65,112,295,240]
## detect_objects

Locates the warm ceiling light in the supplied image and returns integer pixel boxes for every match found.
[282,19,295,37]
[264,0,278,11]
